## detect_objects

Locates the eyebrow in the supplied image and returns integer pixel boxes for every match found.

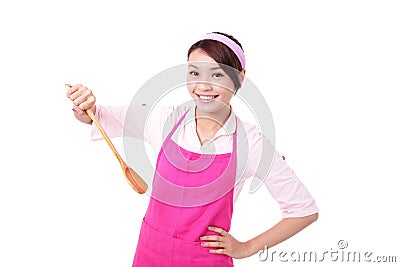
[188,64,222,70]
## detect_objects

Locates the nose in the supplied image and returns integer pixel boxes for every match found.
[195,81,213,92]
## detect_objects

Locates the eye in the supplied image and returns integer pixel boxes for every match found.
[212,73,224,78]
[189,71,199,77]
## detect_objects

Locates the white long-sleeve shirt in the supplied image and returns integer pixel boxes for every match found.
[91,103,318,218]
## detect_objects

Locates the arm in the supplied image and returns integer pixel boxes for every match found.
[248,134,319,254]
[244,212,318,256]
[203,213,318,259]
[66,84,188,145]
[201,130,319,259]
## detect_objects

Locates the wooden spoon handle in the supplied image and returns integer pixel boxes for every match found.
[85,109,123,164]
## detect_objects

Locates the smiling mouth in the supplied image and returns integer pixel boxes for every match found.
[196,94,219,100]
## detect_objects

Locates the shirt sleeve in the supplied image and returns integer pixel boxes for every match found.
[90,104,154,141]
[90,104,183,146]
[265,146,319,218]
[91,105,128,140]
[245,129,319,218]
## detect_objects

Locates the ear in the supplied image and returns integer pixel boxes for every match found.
[239,69,246,85]
[233,69,246,96]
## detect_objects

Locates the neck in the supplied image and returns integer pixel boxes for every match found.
[195,105,232,132]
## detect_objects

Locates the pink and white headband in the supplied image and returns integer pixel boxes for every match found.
[194,33,246,69]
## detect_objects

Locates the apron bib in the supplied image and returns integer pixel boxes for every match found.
[133,109,237,267]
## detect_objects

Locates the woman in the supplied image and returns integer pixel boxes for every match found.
[67,32,319,266]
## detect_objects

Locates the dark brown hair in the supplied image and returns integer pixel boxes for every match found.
[187,32,244,93]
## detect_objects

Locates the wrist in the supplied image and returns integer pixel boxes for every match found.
[243,239,256,258]
[244,238,264,258]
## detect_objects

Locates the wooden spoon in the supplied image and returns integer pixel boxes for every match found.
[65,84,148,194]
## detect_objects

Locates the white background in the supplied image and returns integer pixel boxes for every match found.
[1,0,399,266]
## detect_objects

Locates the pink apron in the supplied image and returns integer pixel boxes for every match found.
[132,109,237,267]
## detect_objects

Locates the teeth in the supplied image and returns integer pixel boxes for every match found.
[199,95,216,100]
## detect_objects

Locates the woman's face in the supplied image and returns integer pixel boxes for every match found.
[186,49,237,114]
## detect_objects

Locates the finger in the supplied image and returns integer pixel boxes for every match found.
[66,84,80,97]
[200,235,222,241]
[207,226,228,236]
[73,109,87,118]
[78,95,95,110]
[201,241,223,248]
[69,86,88,101]
[72,89,91,106]
[208,248,225,254]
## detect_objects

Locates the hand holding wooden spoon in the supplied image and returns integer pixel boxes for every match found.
[65,83,148,194]
[66,83,96,125]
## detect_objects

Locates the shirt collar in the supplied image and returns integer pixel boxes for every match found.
[185,104,237,138]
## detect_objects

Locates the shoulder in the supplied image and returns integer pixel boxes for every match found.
[234,113,276,178]
[235,114,274,151]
